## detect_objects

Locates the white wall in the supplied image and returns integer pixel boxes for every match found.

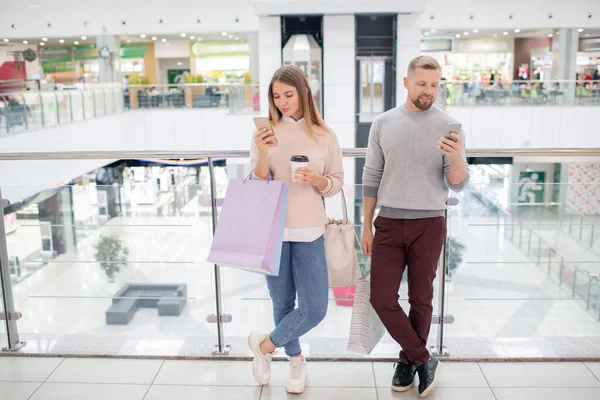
[257,16,281,115]
[396,14,421,104]
[154,40,191,59]
[157,58,190,85]
[0,43,43,80]
[323,15,357,218]
[1,106,599,204]
[447,106,600,149]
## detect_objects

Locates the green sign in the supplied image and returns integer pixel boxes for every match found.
[120,44,147,59]
[518,171,546,203]
[41,47,74,73]
[74,45,98,60]
[168,69,190,85]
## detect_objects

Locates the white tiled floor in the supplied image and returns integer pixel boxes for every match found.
[1,357,600,400]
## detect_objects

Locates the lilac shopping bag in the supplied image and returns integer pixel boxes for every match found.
[207,178,287,276]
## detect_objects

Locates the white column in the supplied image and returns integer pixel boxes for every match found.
[323,15,356,218]
[396,14,421,105]
[552,28,579,103]
[96,35,121,83]
[247,31,260,84]
[258,16,281,115]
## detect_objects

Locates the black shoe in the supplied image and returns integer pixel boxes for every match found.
[391,358,416,392]
[415,357,441,398]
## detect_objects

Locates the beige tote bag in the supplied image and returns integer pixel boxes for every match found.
[324,190,361,287]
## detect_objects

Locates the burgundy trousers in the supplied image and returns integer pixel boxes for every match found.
[370,216,446,363]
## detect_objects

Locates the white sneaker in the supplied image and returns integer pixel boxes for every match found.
[248,331,276,385]
[286,356,307,394]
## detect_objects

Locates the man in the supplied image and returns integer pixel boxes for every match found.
[361,55,469,398]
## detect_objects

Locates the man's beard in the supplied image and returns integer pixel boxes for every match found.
[410,95,435,111]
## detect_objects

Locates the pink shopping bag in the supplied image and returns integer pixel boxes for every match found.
[207,178,287,275]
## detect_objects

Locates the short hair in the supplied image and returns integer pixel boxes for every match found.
[407,56,441,75]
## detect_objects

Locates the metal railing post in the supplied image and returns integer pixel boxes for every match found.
[81,91,86,120]
[68,91,74,122]
[0,187,25,351]
[92,90,97,117]
[39,92,45,127]
[3,100,9,134]
[430,198,458,357]
[207,158,231,355]
[21,95,29,130]
[55,92,60,124]
[572,267,578,297]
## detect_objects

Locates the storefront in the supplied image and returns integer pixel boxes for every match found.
[423,37,513,83]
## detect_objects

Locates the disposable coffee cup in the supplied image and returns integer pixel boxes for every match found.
[291,155,309,181]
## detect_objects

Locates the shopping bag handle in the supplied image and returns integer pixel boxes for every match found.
[324,188,349,223]
[244,169,272,183]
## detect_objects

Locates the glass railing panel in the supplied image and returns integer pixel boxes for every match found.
[227,84,260,115]
[93,89,106,117]
[69,91,85,122]
[4,178,219,356]
[39,92,59,128]
[444,171,600,358]
[82,90,95,119]
[441,80,600,108]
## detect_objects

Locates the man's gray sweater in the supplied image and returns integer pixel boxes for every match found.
[362,104,470,219]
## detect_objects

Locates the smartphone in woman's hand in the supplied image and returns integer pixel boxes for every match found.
[253,117,278,144]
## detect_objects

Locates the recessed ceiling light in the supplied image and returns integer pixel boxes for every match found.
[578,28,584,32]
[548,33,553,38]
[222,32,227,36]
[473,29,479,33]
[431,29,436,33]
[59,39,65,43]
[152,36,157,41]
[180,33,187,37]
[503,32,509,36]
[23,40,28,44]
[514,29,521,33]
[456,34,461,38]
[40,42,45,46]
[140,34,146,39]
[81,36,87,40]
[161,38,167,43]
[557,31,560,35]
[190,35,195,39]
[42,37,48,41]
[3,39,9,42]
[74,41,79,45]
[464,32,469,36]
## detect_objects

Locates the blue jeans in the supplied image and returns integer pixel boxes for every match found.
[266,235,329,357]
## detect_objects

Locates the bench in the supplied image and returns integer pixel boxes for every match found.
[105,299,137,325]
[105,284,187,325]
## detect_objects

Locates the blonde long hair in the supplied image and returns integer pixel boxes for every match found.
[268,64,332,140]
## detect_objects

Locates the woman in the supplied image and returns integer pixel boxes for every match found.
[248,64,344,394]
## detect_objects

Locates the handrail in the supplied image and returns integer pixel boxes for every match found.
[0,148,600,161]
